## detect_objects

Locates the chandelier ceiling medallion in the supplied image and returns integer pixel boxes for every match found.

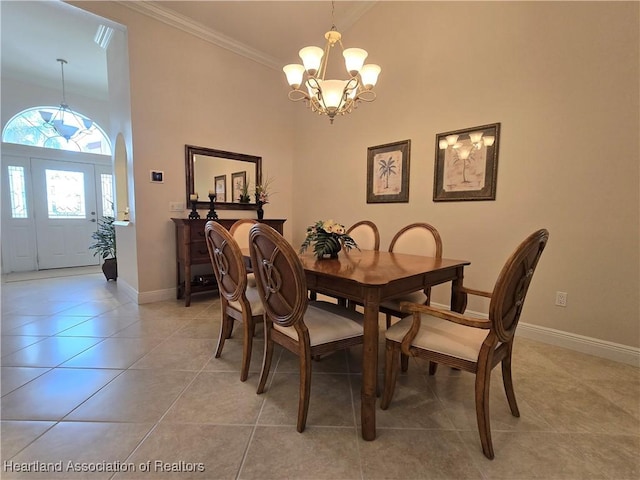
[282,2,381,124]
[39,58,93,141]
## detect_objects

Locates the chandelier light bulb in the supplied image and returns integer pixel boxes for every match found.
[458,146,472,160]
[469,132,484,144]
[483,136,495,146]
[359,64,381,89]
[343,48,368,76]
[439,139,449,149]
[299,46,324,76]
[283,64,305,89]
[319,79,348,109]
[445,135,459,146]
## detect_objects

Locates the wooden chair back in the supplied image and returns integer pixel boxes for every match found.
[489,229,549,342]
[388,222,442,258]
[204,221,248,303]
[229,218,258,250]
[248,223,307,329]
[347,220,380,251]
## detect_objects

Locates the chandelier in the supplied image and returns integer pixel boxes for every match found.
[282,4,381,124]
[39,59,93,141]
[438,132,496,161]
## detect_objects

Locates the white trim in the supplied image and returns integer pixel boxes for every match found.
[116,1,377,71]
[137,287,177,305]
[516,322,640,367]
[117,0,281,70]
[432,302,640,367]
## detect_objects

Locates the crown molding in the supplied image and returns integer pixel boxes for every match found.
[116,0,282,70]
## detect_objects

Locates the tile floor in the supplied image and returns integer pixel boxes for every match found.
[1,272,638,479]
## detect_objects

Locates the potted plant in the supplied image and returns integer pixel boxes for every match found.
[89,215,117,280]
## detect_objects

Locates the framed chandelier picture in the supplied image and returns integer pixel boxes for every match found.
[433,123,501,201]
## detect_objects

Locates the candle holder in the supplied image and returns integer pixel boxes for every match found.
[188,198,200,219]
[206,194,218,220]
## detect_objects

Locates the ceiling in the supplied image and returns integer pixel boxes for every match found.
[0,1,375,101]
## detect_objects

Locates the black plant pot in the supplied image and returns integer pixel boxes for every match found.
[102,258,118,281]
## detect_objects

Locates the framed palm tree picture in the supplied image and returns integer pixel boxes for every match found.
[367,139,411,203]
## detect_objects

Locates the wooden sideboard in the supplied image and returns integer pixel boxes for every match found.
[172,218,286,306]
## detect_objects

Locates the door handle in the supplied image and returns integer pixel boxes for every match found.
[91,211,96,215]
[90,219,96,222]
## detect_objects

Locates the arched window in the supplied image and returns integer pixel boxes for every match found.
[2,106,112,155]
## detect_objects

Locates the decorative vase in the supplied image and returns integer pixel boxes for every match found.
[102,257,118,281]
[316,241,341,259]
[256,201,264,220]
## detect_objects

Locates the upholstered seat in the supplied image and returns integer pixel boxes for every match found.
[274,301,363,346]
[386,314,493,362]
[249,222,364,433]
[381,229,549,459]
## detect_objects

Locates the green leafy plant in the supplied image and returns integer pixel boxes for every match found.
[89,216,116,259]
[300,219,358,258]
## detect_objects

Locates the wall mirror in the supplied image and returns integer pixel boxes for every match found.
[185,145,262,210]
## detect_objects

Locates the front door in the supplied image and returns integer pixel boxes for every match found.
[31,158,99,269]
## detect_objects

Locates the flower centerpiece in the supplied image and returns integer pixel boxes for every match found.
[300,219,359,259]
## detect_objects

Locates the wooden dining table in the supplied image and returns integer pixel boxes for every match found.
[298,249,471,441]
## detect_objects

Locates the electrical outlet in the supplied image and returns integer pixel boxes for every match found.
[555,291,568,307]
[169,202,185,212]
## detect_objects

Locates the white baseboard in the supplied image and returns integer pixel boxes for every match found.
[516,322,639,367]
[137,287,176,304]
[431,302,639,367]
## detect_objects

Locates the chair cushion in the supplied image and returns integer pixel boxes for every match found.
[247,273,257,288]
[380,291,428,312]
[229,284,265,316]
[274,301,363,346]
[385,313,489,362]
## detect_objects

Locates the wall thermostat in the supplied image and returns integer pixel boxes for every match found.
[150,170,164,183]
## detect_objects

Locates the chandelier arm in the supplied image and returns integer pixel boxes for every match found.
[318,42,333,81]
[287,89,311,102]
[353,90,377,103]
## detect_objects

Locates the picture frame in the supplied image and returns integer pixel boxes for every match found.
[231,171,247,203]
[214,175,226,202]
[367,139,411,203]
[433,123,500,201]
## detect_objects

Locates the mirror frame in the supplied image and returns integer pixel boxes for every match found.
[185,145,262,210]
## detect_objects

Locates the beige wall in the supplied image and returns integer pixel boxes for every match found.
[78,2,638,348]
[291,2,639,348]
[74,1,296,296]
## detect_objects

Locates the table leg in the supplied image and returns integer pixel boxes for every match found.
[451,265,467,313]
[361,288,379,441]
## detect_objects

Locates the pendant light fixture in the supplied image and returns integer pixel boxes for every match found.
[39,58,93,141]
[282,2,381,124]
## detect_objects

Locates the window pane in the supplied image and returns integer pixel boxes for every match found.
[2,107,112,155]
[101,173,114,216]
[8,166,28,219]
[45,169,86,219]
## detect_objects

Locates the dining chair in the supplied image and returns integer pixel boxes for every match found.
[248,223,364,432]
[380,229,549,459]
[205,221,264,382]
[315,220,381,306]
[346,220,380,251]
[229,218,257,249]
[380,222,443,328]
[230,218,258,272]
